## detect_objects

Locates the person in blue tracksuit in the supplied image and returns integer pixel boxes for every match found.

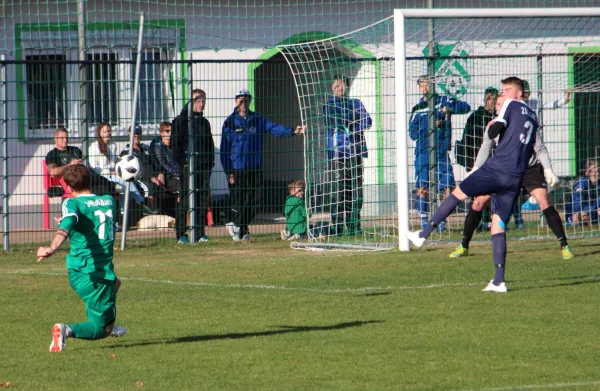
[322,75,372,235]
[409,75,471,231]
[220,88,305,241]
[571,159,600,225]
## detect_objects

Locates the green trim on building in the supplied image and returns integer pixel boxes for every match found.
[14,19,185,142]
[248,31,385,186]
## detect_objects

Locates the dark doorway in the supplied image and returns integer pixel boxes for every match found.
[253,52,304,214]
[573,53,600,175]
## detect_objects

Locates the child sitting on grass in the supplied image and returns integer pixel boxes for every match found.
[281,179,308,240]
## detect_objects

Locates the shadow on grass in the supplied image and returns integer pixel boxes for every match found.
[101,320,383,349]
[509,243,600,254]
[510,275,600,291]
[357,292,392,297]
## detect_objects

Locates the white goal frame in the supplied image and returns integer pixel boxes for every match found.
[394,7,600,251]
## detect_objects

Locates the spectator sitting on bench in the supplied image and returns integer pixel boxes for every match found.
[120,125,162,210]
[45,127,115,196]
[88,122,157,215]
[571,158,600,226]
[151,121,186,242]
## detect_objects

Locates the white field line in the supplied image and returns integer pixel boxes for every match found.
[3,269,600,294]
[469,380,600,391]
[0,269,481,293]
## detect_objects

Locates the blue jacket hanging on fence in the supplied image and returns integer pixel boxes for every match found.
[572,176,600,213]
[220,109,294,174]
[322,97,372,160]
[409,95,471,159]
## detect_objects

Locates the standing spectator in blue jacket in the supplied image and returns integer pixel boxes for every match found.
[409,75,471,231]
[571,159,600,226]
[323,75,372,235]
[220,89,305,241]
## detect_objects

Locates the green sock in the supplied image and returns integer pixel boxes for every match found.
[69,322,107,340]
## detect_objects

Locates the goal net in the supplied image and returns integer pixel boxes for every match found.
[279,18,397,251]
[279,9,600,251]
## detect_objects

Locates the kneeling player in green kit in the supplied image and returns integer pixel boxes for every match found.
[37,164,126,352]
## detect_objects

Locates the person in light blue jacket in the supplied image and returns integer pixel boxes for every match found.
[220,88,305,241]
[322,75,372,235]
[409,75,471,231]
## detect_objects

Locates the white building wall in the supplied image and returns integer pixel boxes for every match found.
[2,6,600,227]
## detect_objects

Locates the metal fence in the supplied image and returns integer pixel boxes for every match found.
[0,55,306,249]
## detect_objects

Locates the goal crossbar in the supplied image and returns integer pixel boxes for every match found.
[396,8,600,19]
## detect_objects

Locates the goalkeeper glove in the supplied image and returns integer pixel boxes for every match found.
[544,168,559,187]
[466,166,479,178]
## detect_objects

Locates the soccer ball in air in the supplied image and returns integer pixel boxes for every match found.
[116,155,142,182]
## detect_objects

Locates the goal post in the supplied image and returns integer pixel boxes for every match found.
[395,7,600,251]
[280,8,600,251]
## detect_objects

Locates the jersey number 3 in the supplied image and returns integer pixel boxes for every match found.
[520,121,533,145]
[94,210,114,240]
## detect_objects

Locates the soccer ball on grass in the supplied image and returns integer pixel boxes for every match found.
[116,155,142,182]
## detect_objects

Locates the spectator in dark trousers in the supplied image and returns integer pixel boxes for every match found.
[120,125,162,209]
[151,122,188,241]
[171,89,214,243]
[220,88,305,241]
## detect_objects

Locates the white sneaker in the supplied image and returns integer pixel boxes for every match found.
[226,222,236,237]
[226,222,241,241]
[241,233,251,241]
[49,323,67,352]
[482,280,508,293]
[280,229,290,240]
[110,325,127,337]
[406,231,426,248]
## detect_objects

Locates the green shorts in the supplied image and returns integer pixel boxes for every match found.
[68,269,117,328]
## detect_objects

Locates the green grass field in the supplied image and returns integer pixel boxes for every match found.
[1,236,599,390]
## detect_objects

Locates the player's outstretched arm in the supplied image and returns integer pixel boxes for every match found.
[542,89,572,110]
[37,228,69,263]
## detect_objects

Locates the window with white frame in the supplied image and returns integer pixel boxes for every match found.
[87,52,119,126]
[18,22,181,140]
[25,54,68,132]
[133,49,171,126]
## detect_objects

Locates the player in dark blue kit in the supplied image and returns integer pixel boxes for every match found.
[407,77,539,293]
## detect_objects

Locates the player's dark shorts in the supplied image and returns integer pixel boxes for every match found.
[521,163,546,194]
[459,164,523,222]
[415,153,456,191]
[68,269,117,328]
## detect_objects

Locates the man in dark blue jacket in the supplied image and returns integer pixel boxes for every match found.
[220,89,305,241]
[323,75,372,235]
[409,75,470,231]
